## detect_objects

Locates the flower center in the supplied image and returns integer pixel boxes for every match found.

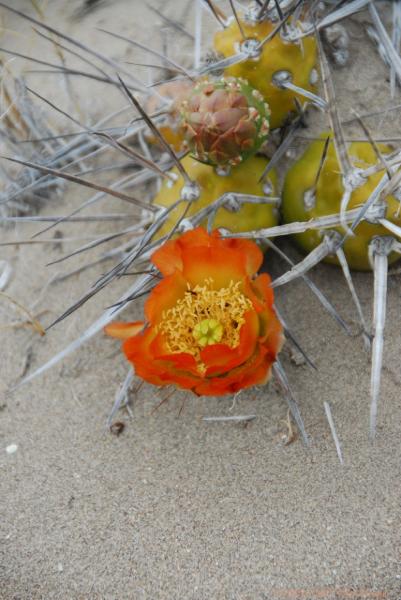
[158,278,252,371]
[193,318,224,347]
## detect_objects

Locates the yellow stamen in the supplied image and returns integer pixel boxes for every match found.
[158,278,252,372]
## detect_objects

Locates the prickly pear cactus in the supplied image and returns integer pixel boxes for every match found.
[179,77,270,166]
[153,155,278,237]
[282,138,401,270]
[214,12,317,129]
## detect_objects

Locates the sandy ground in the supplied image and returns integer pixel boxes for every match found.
[1,1,401,599]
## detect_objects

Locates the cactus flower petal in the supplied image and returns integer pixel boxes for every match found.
[106,228,283,396]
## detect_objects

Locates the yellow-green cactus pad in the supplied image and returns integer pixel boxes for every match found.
[214,17,317,130]
[154,155,278,238]
[282,137,401,271]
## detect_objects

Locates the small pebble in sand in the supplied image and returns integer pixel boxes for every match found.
[6,444,18,455]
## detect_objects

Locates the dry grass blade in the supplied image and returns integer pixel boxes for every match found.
[0,155,154,211]
[0,46,84,78]
[33,27,111,80]
[117,74,192,184]
[24,85,170,181]
[146,3,194,40]
[31,174,144,240]
[0,214,131,224]
[97,28,194,81]
[200,0,227,28]
[0,291,45,336]
[0,1,146,92]
[24,67,141,91]
[45,225,143,266]
[15,274,153,388]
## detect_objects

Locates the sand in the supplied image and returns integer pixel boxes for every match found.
[1,1,401,599]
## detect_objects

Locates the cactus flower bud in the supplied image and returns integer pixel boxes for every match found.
[179,77,270,167]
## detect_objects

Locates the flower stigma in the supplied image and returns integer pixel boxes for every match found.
[193,319,224,347]
[158,278,252,372]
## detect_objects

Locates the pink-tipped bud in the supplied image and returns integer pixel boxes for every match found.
[179,77,271,167]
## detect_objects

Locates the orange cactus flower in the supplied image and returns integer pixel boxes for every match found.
[105,228,283,396]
